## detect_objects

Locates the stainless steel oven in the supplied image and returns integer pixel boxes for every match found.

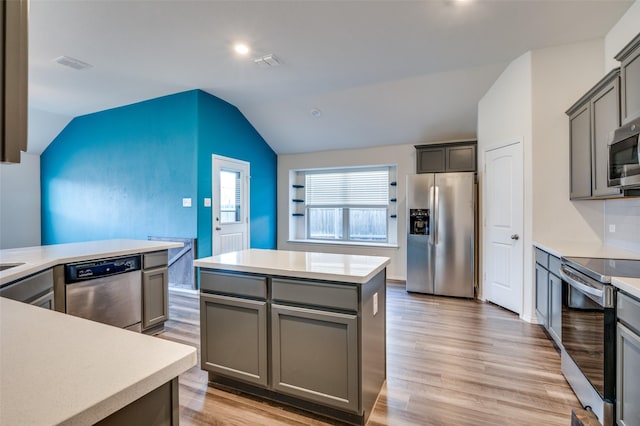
[560,257,640,426]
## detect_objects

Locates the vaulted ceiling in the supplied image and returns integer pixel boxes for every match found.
[28,0,633,155]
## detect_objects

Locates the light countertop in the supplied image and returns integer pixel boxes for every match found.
[194,248,390,284]
[0,239,183,286]
[0,297,197,425]
[533,240,640,299]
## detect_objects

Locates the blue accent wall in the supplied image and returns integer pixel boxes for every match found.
[41,89,277,255]
[196,91,277,257]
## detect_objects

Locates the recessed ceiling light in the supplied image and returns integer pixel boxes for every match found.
[310,108,322,118]
[234,43,250,55]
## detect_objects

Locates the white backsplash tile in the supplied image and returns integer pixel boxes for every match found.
[605,198,640,252]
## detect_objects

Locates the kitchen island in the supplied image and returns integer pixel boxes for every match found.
[194,249,390,425]
[0,297,196,425]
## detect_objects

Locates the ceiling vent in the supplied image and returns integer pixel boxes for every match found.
[253,54,281,67]
[54,56,93,70]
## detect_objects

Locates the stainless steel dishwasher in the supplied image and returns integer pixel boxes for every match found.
[64,255,142,331]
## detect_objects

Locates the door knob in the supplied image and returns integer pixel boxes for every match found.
[510,234,519,240]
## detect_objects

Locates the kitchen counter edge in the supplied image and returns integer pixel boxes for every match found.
[533,240,640,299]
[0,239,183,286]
[194,249,391,284]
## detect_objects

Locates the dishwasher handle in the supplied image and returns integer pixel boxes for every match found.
[65,255,141,283]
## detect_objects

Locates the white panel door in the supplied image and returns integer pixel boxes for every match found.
[212,155,250,256]
[483,142,523,314]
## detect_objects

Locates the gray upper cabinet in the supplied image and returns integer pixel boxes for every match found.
[568,103,592,199]
[566,69,622,200]
[1,0,29,163]
[591,74,621,198]
[615,32,640,124]
[415,141,476,173]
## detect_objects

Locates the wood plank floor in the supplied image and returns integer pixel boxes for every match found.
[158,284,579,425]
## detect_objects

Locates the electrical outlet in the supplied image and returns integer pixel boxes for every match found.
[609,224,616,233]
[373,292,378,316]
[182,198,192,207]
[204,198,212,207]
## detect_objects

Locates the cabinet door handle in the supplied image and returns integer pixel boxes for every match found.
[215,226,222,231]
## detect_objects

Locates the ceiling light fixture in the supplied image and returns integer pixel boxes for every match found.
[254,54,281,67]
[53,56,93,70]
[310,108,322,118]
[233,43,250,55]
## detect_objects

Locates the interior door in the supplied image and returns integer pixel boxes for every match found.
[212,155,250,256]
[483,142,523,314]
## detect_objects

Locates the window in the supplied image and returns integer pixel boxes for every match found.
[219,169,241,223]
[290,166,396,244]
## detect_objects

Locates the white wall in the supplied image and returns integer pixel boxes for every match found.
[604,0,640,72]
[603,0,640,253]
[0,153,41,249]
[477,51,533,319]
[531,40,605,244]
[278,144,415,280]
[477,39,608,322]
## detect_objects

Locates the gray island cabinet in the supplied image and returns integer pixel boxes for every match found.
[194,249,390,425]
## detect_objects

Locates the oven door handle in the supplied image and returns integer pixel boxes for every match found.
[560,266,604,298]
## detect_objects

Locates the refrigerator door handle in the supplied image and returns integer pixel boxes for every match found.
[434,185,439,245]
[429,185,435,245]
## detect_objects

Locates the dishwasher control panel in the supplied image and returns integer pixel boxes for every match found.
[65,255,141,283]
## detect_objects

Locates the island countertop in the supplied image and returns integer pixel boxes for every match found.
[0,297,197,425]
[0,239,183,286]
[194,248,390,284]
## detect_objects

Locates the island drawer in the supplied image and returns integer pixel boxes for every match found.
[272,278,358,312]
[200,271,267,300]
[143,251,168,269]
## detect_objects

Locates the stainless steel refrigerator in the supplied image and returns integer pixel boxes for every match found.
[406,172,476,297]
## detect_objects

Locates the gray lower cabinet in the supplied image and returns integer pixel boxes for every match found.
[271,303,359,413]
[0,268,54,310]
[548,273,562,344]
[141,267,168,330]
[535,263,549,327]
[141,251,169,331]
[617,291,640,426]
[200,292,268,387]
[534,247,562,347]
[198,268,386,425]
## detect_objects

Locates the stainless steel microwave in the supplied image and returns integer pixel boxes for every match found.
[609,115,640,189]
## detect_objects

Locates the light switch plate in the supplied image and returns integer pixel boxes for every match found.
[182,198,192,207]
[609,224,616,233]
[204,198,212,207]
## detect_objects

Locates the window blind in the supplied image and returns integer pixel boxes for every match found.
[305,169,389,206]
